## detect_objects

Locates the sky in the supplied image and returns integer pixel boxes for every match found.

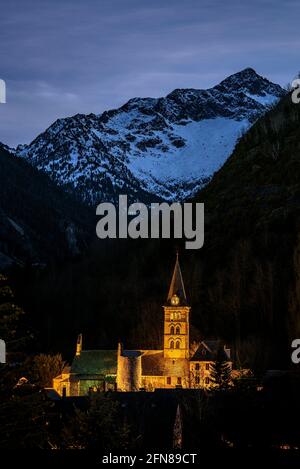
[0,0,299,147]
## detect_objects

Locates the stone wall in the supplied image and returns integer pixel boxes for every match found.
[117,344,142,391]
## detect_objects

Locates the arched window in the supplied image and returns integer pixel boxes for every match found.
[170,341,174,349]
[175,340,180,349]
[170,326,174,335]
[175,326,180,335]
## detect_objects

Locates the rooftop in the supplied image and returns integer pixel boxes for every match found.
[71,350,117,375]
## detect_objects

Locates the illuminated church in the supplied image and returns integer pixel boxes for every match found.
[53,255,232,396]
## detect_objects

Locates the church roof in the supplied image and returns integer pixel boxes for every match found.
[71,350,117,375]
[190,341,230,362]
[167,253,187,304]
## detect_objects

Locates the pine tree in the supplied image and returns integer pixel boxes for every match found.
[28,353,65,388]
[61,393,132,450]
[210,346,231,390]
[0,276,56,448]
[0,274,34,396]
[0,274,29,351]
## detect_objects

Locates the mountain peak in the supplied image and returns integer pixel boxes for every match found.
[15,70,285,205]
[214,68,283,99]
[238,67,259,76]
[219,67,261,84]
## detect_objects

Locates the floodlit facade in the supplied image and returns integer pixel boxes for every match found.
[53,255,232,396]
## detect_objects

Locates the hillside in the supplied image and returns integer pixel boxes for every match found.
[192,90,300,369]
[0,144,93,269]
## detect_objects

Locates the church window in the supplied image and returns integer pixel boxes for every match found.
[195,376,200,384]
[170,312,181,320]
[170,326,174,335]
[205,363,210,370]
[195,363,200,371]
[167,377,171,385]
[170,340,174,349]
[175,326,180,335]
[177,377,182,385]
[175,340,180,349]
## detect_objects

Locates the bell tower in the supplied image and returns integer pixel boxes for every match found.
[163,253,190,359]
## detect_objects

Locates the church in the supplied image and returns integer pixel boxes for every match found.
[53,255,232,396]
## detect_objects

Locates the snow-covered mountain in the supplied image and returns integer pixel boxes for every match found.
[16,68,285,204]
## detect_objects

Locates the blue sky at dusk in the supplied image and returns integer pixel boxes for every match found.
[0,0,299,146]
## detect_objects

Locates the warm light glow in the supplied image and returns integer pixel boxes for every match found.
[171,294,180,306]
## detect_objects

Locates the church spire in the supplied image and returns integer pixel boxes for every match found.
[76,333,82,356]
[167,252,187,304]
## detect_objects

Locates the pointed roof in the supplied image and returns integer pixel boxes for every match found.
[190,341,231,362]
[167,253,187,304]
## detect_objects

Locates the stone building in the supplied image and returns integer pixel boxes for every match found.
[53,255,232,396]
